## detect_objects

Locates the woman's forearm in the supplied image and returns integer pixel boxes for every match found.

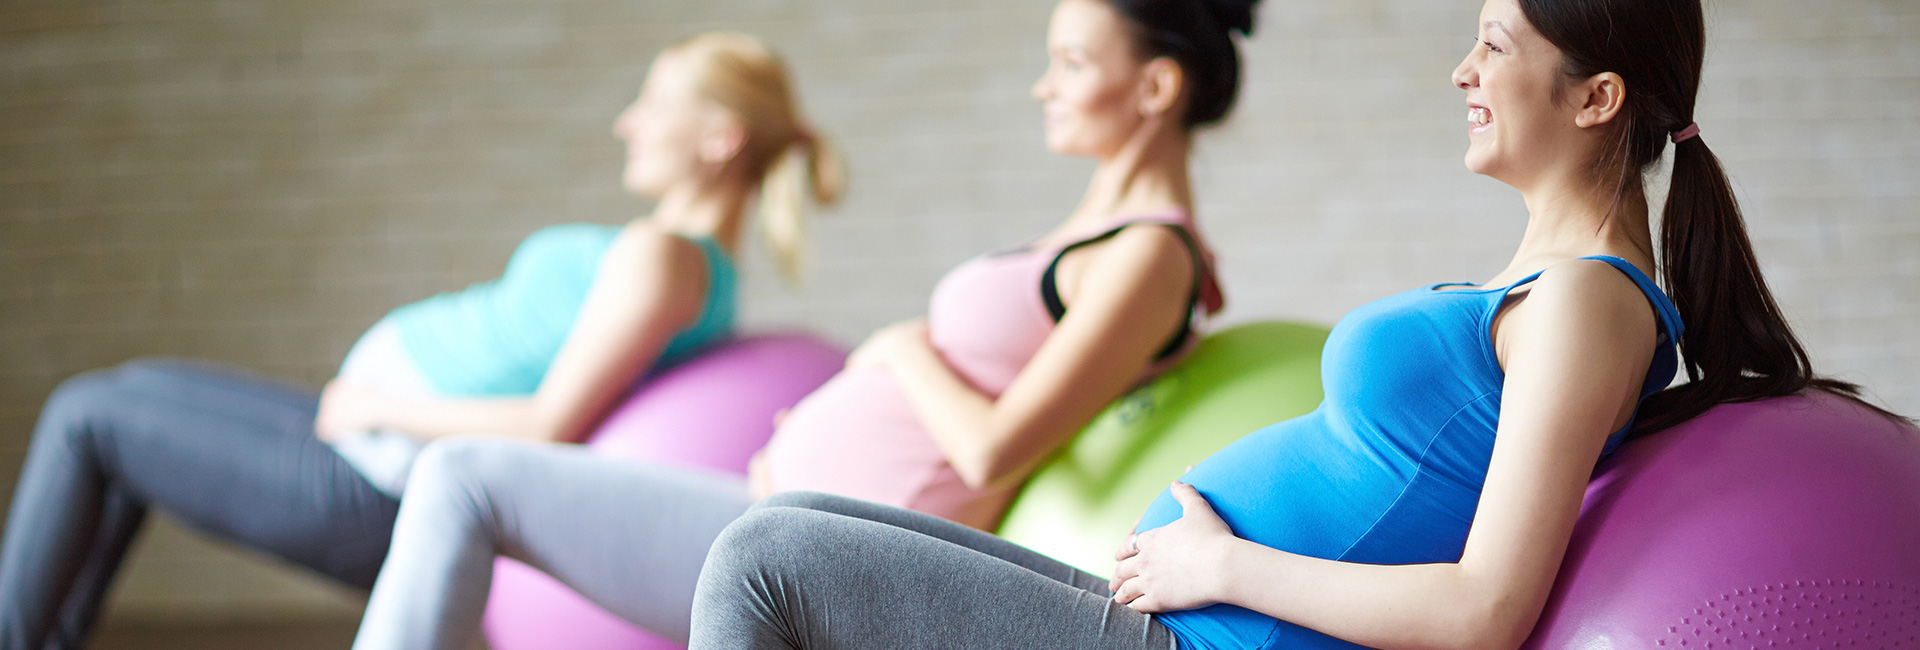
[1214,541,1526,650]
[882,336,1008,488]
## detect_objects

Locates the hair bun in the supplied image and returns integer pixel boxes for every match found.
[1201,0,1260,37]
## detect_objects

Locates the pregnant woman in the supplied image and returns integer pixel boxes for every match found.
[344,0,1249,647]
[0,31,840,650]
[683,1,1896,649]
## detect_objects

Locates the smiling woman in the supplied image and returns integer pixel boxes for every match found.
[678,0,1899,649]
[341,0,1232,645]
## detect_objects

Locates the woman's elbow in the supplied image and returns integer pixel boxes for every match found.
[950,445,1028,492]
[1439,597,1541,650]
[946,420,1059,491]
[949,453,1000,492]
[1458,623,1536,650]
[526,405,587,444]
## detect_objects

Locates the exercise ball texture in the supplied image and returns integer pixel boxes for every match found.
[1522,390,1920,649]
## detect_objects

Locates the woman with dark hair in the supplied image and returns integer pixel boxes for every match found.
[343,0,1244,647]
[684,0,1893,649]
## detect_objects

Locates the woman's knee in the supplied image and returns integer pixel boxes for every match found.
[37,358,249,445]
[708,507,811,574]
[705,505,862,587]
[35,368,133,453]
[750,490,856,514]
[404,438,530,517]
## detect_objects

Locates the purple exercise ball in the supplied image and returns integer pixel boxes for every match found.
[481,334,846,650]
[1522,390,1920,649]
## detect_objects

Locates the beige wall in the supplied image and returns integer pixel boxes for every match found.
[2,0,1915,621]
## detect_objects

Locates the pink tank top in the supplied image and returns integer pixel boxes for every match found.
[762,211,1225,530]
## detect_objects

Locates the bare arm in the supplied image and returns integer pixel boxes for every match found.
[318,223,708,444]
[871,225,1197,491]
[1111,260,1658,650]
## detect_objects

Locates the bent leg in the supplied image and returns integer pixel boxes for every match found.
[353,438,751,650]
[0,360,399,650]
[751,491,1110,592]
[690,502,1178,650]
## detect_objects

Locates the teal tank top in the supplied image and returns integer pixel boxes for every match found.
[1137,256,1683,650]
[386,223,737,397]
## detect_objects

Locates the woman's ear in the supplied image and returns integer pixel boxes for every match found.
[1573,71,1626,129]
[699,120,749,167]
[1139,56,1186,119]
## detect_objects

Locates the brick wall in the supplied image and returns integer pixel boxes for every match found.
[2,0,1914,621]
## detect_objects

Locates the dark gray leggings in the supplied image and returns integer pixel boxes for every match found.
[689,492,1181,650]
[0,359,399,650]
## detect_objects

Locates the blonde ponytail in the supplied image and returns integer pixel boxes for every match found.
[759,130,845,284]
[673,32,845,285]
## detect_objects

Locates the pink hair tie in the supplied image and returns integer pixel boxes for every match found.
[1671,123,1701,143]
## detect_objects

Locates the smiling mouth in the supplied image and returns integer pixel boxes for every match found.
[1469,107,1492,127]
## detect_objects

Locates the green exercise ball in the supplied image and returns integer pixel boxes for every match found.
[996,321,1330,576]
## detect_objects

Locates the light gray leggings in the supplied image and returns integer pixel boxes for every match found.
[690,492,1181,650]
[352,437,752,650]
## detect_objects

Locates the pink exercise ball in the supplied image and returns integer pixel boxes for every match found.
[482,334,846,650]
[1523,390,1920,649]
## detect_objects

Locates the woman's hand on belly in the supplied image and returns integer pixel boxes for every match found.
[1109,481,1237,613]
[1110,465,1187,565]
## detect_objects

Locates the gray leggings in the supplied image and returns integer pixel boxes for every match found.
[690,492,1181,650]
[352,437,752,650]
[0,359,400,650]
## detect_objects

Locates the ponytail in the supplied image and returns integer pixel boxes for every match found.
[1631,135,1879,433]
[758,130,845,284]
[1515,0,1906,435]
[672,32,846,286]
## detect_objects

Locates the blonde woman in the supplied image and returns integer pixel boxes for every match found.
[0,31,840,650]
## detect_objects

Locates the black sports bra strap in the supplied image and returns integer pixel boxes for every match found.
[1039,221,1208,362]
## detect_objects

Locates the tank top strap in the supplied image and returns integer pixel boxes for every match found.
[653,234,740,365]
[1492,256,1683,345]
[683,235,734,273]
[1038,211,1224,312]
[1036,213,1224,361]
[1495,255,1686,406]
[1572,255,1685,349]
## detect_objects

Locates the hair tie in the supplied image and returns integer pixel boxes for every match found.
[1671,123,1700,144]
[792,125,817,149]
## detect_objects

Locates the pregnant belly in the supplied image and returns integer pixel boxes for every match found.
[762,368,1013,528]
[1138,413,1487,650]
[1134,412,1406,561]
[331,319,439,496]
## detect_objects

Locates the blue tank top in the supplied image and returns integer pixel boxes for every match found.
[386,223,737,397]
[1137,256,1683,650]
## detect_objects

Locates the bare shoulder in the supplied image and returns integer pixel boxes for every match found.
[591,222,708,309]
[1518,258,1659,344]
[610,221,705,273]
[1090,222,1196,278]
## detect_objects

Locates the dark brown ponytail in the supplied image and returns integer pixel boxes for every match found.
[1634,134,1881,432]
[1516,0,1901,433]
